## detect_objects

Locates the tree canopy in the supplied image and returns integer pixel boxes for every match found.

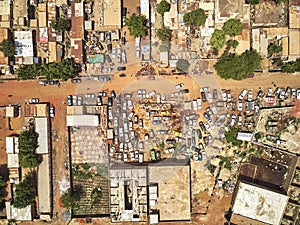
[125,14,147,38]
[214,50,262,80]
[176,59,190,72]
[14,173,36,209]
[210,29,226,50]
[225,127,242,146]
[226,39,239,49]
[222,19,243,36]
[183,9,207,26]
[18,129,39,168]
[159,41,170,52]
[50,18,71,32]
[268,43,282,56]
[0,176,6,210]
[61,186,84,210]
[17,59,76,81]
[246,0,260,4]
[0,39,16,57]
[157,0,171,15]
[156,27,172,42]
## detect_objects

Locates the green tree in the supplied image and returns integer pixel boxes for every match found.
[61,185,83,210]
[246,0,260,4]
[214,50,262,80]
[183,9,207,26]
[125,14,147,38]
[157,27,172,42]
[226,39,239,49]
[281,62,296,73]
[210,29,226,50]
[50,18,71,32]
[176,59,190,72]
[268,43,282,55]
[222,19,243,36]
[157,0,171,15]
[225,127,242,146]
[14,173,36,209]
[0,39,16,57]
[159,41,170,52]
[18,129,39,168]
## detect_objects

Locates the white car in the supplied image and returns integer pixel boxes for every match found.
[192,100,198,111]
[227,91,232,102]
[237,100,243,111]
[239,89,247,100]
[230,114,236,126]
[248,91,253,101]
[274,88,281,97]
[267,88,273,96]
[297,88,300,100]
[49,106,55,117]
[207,91,213,103]
[291,89,296,99]
[29,98,39,104]
[221,90,227,101]
[237,115,242,126]
[161,94,166,102]
[175,83,184,89]
[279,90,285,99]
[197,98,202,109]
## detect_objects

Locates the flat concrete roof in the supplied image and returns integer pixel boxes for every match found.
[103,0,121,27]
[0,1,10,15]
[7,154,19,168]
[289,29,300,55]
[38,154,51,214]
[67,115,99,126]
[148,164,190,221]
[232,182,289,225]
[14,31,34,57]
[289,7,300,29]
[6,202,32,221]
[35,117,49,154]
[6,136,18,154]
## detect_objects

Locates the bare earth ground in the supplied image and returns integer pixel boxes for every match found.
[0,71,300,225]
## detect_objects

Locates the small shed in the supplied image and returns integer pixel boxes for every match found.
[237,132,253,142]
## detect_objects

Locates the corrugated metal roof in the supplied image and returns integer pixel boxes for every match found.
[67,115,99,126]
[35,117,49,154]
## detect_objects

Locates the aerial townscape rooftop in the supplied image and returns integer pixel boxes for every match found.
[0,0,300,225]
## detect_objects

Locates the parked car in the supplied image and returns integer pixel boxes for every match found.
[39,80,48,85]
[237,115,242,126]
[237,100,243,111]
[49,80,60,85]
[291,89,296,99]
[29,98,39,103]
[199,121,206,133]
[117,66,126,71]
[230,114,236,126]
[102,67,113,73]
[201,91,206,102]
[179,89,189,94]
[203,112,211,121]
[297,89,300,100]
[257,90,263,98]
[49,106,55,117]
[175,83,184,89]
[197,129,202,139]
[267,88,273,96]
[110,90,116,99]
[248,91,253,101]
[239,89,247,100]
[213,89,218,99]
[226,90,232,102]
[71,78,82,84]
[67,95,72,106]
[197,98,202,109]
[221,89,227,101]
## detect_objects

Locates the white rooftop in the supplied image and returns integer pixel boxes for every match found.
[67,115,99,127]
[6,202,32,221]
[6,136,19,154]
[232,182,289,225]
[38,154,51,214]
[35,117,49,154]
[150,214,159,224]
[14,31,34,57]
[7,154,19,168]
[237,132,253,142]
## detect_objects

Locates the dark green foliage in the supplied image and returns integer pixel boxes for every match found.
[159,41,169,52]
[157,0,171,15]
[278,58,300,73]
[225,127,243,146]
[214,50,262,80]
[219,156,232,170]
[0,176,6,211]
[210,29,226,50]
[226,39,239,49]
[14,173,36,208]
[222,19,243,36]
[254,133,262,140]
[183,9,207,26]
[268,43,282,55]
[90,187,102,203]
[17,59,76,81]
[176,59,190,72]
[0,39,16,57]
[61,185,84,210]
[125,14,147,38]
[72,165,93,179]
[246,0,260,4]
[156,27,172,42]
[18,129,39,168]
[50,18,71,32]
